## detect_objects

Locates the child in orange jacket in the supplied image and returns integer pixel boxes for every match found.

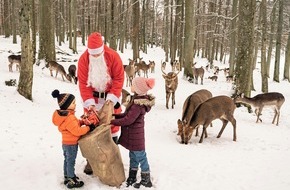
[51,89,94,189]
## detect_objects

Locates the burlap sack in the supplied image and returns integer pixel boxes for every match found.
[79,102,125,187]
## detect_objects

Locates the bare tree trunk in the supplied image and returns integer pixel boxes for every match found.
[234,0,256,97]
[72,0,77,53]
[183,0,195,77]
[163,0,169,62]
[132,0,140,60]
[18,0,33,100]
[38,0,55,62]
[283,15,290,82]
[273,0,283,82]
[228,0,238,76]
[4,0,10,37]
[11,0,17,43]
[266,2,277,77]
[260,0,268,92]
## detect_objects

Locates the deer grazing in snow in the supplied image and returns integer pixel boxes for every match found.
[184,95,237,144]
[148,60,155,73]
[68,64,78,84]
[44,61,71,82]
[192,62,205,85]
[234,92,285,126]
[162,65,180,109]
[177,89,213,144]
[124,59,136,87]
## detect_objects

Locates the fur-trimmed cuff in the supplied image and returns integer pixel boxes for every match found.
[106,93,119,106]
[83,98,96,109]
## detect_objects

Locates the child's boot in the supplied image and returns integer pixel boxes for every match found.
[134,172,152,188]
[66,176,84,189]
[126,168,138,187]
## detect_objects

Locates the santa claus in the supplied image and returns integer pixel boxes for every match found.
[77,32,124,174]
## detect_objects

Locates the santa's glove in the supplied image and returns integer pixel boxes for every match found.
[88,124,96,132]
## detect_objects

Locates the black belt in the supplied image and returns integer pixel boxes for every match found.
[93,91,108,99]
[93,91,121,109]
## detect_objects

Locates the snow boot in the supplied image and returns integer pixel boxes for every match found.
[66,176,84,189]
[83,160,93,175]
[64,175,79,185]
[126,168,138,187]
[133,172,152,188]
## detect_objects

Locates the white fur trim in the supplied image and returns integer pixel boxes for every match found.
[106,93,119,106]
[83,98,96,109]
[111,130,120,137]
[88,44,104,55]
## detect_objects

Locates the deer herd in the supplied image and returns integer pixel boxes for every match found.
[7,54,285,146]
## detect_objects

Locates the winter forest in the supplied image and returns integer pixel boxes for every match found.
[0,0,289,100]
[1,0,290,190]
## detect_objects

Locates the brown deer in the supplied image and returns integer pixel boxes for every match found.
[121,88,132,107]
[234,92,285,126]
[177,89,213,144]
[192,62,205,85]
[208,76,218,81]
[124,59,136,87]
[135,57,151,78]
[44,61,71,82]
[8,54,21,72]
[68,64,78,84]
[171,60,180,72]
[148,60,155,73]
[184,95,237,144]
[162,65,180,109]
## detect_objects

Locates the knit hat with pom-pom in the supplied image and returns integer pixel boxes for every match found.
[51,89,75,110]
[132,77,155,95]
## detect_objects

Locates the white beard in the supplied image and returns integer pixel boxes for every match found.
[87,53,112,92]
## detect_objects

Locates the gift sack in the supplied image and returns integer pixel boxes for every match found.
[79,102,125,187]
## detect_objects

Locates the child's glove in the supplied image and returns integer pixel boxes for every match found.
[88,124,96,132]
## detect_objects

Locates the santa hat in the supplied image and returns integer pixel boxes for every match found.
[87,32,104,55]
[132,77,155,95]
[51,89,75,110]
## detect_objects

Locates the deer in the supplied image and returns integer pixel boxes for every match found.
[177,89,213,144]
[124,59,136,87]
[208,76,218,81]
[8,54,21,72]
[191,62,205,85]
[135,57,151,78]
[68,64,78,84]
[43,61,71,82]
[148,60,155,73]
[161,61,166,71]
[171,60,180,72]
[121,88,132,107]
[184,95,237,144]
[234,92,285,126]
[161,64,180,109]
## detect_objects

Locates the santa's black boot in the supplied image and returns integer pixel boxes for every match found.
[126,168,138,187]
[134,172,152,188]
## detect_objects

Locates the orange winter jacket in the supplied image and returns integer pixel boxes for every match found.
[52,110,90,145]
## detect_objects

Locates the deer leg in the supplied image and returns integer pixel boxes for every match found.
[201,76,204,85]
[228,116,237,141]
[217,119,228,139]
[199,125,209,143]
[172,92,175,109]
[195,127,199,136]
[255,108,262,123]
[50,70,53,77]
[166,92,170,109]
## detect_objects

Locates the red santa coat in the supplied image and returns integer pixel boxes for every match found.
[77,45,124,135]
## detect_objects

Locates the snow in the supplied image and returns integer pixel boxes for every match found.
[0,36,289,190]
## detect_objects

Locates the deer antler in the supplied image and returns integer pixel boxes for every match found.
[161,63,167,75]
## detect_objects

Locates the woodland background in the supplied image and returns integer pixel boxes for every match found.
[0,0,289,101]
